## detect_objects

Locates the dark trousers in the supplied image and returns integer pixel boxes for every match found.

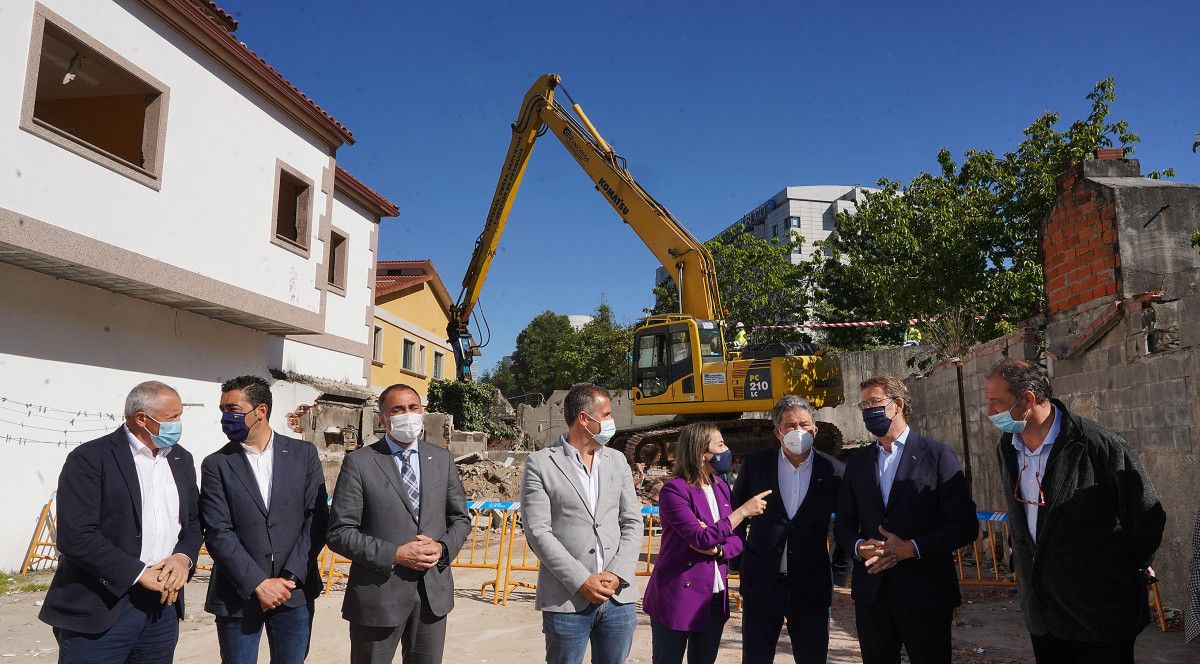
[349,601,447,664]
[649,593,726,664]
[214,602,314,664]
[1030,633,1136,664]
[54,590,179,664]
[741,574,830,664]
[854,600,952,664]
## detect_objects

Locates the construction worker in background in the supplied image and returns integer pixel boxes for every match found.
[903,325,922,347]
[731,323,748,350]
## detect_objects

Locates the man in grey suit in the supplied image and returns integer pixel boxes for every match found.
[328,384,471,664]
[521,383,643,664]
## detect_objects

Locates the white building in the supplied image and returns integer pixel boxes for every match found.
[655,185,875,288]
[0,0,398,569]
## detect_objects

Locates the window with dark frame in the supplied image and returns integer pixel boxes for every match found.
[327,230,347,290]
[23,10,169,186]
[275,168,310,248]
[402,339,415,371]
[433,352,444,379]
[372,326,383,363]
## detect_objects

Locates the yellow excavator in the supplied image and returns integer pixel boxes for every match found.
[449,74,843,464]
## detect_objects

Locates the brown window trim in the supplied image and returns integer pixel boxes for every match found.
[270,158,314,258]
[325,226,348,296]
[20,3,170,191]
[371,360,385,368]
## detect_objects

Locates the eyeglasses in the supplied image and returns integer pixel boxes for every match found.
[856,397,893,410]
[1013,456,1046,507]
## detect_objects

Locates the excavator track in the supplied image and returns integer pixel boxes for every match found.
[613,417,844,467]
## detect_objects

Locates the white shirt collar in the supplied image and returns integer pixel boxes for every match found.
[778,446,814,471]
[124,424,158,460]
[877,426,910,454]
[1013,405,1060,456]
[241,432,275,457]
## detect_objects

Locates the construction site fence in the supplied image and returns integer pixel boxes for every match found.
[20,499,1168,630]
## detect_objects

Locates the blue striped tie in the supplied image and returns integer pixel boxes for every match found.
[398,449,420,518]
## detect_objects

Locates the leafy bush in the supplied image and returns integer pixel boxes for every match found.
[426,379,520,442]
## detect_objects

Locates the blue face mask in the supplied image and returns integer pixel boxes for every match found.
[221,410,257,444]
[989,401,1028,434]
[862,405,893,438]
[707,450,733,474]
[145,415,182,449]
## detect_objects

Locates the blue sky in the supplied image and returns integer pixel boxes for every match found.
[219,1,1200,367]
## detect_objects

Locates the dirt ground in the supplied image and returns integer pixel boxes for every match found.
[1,569,1193,663]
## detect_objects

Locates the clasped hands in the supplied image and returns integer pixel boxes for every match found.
[395,534,444,572]
[578,571,622,604]
[135,552,191,605]
[858,527,916,575]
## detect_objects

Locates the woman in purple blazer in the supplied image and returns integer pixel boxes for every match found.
[643,423,771,664]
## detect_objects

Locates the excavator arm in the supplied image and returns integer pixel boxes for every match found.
[449,73,722,380]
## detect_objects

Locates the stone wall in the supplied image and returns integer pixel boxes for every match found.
[815,345,923,446]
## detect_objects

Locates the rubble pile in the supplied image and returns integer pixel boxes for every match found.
[455,455,523,502]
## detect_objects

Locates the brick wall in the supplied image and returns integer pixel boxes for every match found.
[1043,158,1122,314]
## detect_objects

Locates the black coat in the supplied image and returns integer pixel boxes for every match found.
[997,399,1165,641]
[834,428,978,610]
[39,428,202,634]
[732,447,844,608]
[199,433,329,616]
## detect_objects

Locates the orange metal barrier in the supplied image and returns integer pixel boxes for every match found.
[500,511,541,605]
[955,515,1016,588]
[20,495,58,574]
[451,505,512,603]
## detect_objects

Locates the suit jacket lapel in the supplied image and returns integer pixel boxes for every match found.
[268,434,290,515]
[765,449,788,519]
[1033,420,1075,550]
[111,429,142,528]
[999,437,1036,552]
[796,453,825,517]
[548,440,593,517]
[165,446,191,527]
[370,439,418,524]
[227,442,268,517]
[884,433,925,513]
[416,444,441,530]
[865,444,886,513]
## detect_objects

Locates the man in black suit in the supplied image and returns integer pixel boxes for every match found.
[39,381,202,664]
[733,394,845,664]
[200,375,329,663]
[328,383,471,664]
[835,375,977,664]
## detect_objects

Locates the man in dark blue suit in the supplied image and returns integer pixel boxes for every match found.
[200,375,328,664]
[733,394,845,664]
[39,381,202,664]
[835,375,977,664]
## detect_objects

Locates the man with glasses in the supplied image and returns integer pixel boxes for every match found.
[835,375,977,664]
[986,359,1165,664]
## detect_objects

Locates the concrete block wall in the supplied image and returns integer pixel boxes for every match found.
[815,345,923,444]
[904,328,1039,512]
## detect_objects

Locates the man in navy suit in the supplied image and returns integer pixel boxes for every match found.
[733,394,845,664]
[39,381,202,664]
[835,375,977,664]
[200,375,329,663]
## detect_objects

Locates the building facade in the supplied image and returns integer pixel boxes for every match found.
[0,0,397,569]
[371,260,456,398]
[655,184,875,287]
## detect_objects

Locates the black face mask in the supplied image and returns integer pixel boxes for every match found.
[707,450,733,474]
[862,405,892,438]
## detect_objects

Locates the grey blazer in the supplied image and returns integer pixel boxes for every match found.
[520,438,643,612]
[327,438,471,626]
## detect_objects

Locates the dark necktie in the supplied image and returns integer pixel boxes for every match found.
[398,448,420,517]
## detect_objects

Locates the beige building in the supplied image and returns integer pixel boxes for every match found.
[371,260,455,397]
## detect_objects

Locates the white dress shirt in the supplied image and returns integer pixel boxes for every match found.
[563,436,605,573]
[240,433,275,510]
[876,426,910,507]
[1013,406,1060,542]
[124,426,181,586]
[700,483,725,593]
[778,447,814,573]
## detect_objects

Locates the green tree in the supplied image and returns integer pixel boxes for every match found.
[559,303,633,390]
[812,78,1161,349]
[426,379,519,441]
[649,224,812,343]
[506,311,575,401]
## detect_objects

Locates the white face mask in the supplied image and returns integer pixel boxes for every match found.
[781,429,814,456]
[585,413,618,446]
[388,412,423,444]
